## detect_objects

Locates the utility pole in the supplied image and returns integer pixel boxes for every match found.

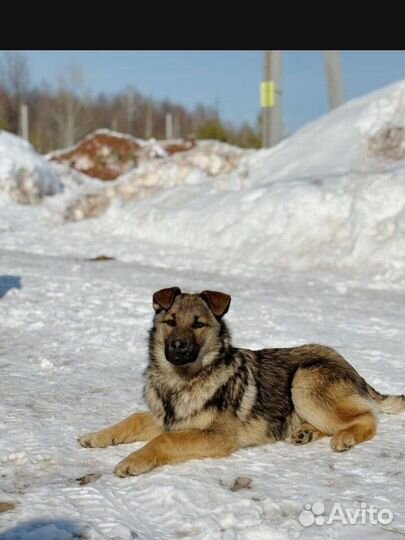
[145,100,153,139]
[261,50,282,148]
[165,113,173,139]
[20,103,29,141]
[173,113,179,138]
[323,51,344,109]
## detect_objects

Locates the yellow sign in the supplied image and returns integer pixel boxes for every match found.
[261,81,275,108]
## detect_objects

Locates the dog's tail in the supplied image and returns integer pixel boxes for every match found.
[366,384,405,414]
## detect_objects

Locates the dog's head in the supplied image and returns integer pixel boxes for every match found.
[150,287,231,370]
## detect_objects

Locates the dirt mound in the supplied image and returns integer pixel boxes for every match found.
[48,130,197,181]
[48,129,143,180]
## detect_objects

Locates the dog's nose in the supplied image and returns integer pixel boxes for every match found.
[168,339,189,354]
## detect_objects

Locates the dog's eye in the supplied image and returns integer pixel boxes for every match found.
[192,321,207,329]
[163,319,176,327]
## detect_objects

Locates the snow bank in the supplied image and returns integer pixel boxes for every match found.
[99,168,404,277]
[94,82,405,280]
[63,140,246,221]
[0,131,63,204]
[248,81,405,186]
[1,82,403,285]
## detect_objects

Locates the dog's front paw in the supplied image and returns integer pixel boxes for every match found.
[331,431,355,452]
[78,430,115,449]
[114,454,154,477]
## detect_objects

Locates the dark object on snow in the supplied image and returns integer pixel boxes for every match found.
[76,473,102,485]
[86,255,116,262]
[230,476,253,491]
[0,275,21,298]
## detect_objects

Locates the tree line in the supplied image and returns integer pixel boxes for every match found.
[0,52,261,153]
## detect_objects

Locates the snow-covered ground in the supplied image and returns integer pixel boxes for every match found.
[0,82,404,540]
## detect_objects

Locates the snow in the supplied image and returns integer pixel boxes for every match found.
[248,81,405,184]
[0,82,404,539]
[62,139,247,221]
[0,132,63,204]
[96,166,404,286]
[58,81,405,287]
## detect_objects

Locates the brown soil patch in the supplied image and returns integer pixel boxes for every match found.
[0,501,16,513]
[50,131,141,180]
[49,130,197,181]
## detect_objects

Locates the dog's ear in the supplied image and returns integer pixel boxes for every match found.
[153,287,181,312]
[200,290,231,318]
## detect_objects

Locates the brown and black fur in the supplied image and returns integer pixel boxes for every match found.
[79,287,405,477]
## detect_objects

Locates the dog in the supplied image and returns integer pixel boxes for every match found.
[79,287,405,477]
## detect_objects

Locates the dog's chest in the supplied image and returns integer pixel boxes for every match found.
[144,368,233,430]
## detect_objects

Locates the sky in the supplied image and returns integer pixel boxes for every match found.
[22,50,404,134]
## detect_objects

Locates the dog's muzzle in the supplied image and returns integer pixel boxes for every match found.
[165,338,199,365]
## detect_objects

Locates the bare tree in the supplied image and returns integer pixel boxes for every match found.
[0,56,260,152]
[53,64,88,147]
